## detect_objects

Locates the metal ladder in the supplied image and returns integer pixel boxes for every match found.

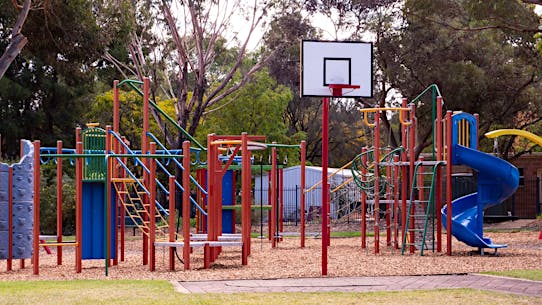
[401,161,445,255]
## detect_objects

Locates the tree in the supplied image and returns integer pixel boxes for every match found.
[355,0,542,158]
[0,0,31,79]
[0,0,135,156]
[107,0,283,150]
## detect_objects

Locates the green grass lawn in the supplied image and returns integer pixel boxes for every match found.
[482,269,542,281]
[0,280,539,305]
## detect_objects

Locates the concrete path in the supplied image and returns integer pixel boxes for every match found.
[175,274,542,297]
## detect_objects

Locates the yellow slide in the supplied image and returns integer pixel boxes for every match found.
[485,129,542,146]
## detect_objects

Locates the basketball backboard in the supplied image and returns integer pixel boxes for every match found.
[300,40,373,98]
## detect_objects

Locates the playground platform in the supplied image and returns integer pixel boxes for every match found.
[174,274,542,297]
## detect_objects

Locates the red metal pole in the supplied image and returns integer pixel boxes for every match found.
[270,144,277,248]
[32,141,41,275]
[205,134,215,267]
[56,140,63,265]
[19,143,25,269]
[8,167,13,271]
[401,99,408,243]
[168,175,175,271]
[321,97,329,276]
[120,138,127,262]
[106,126,113,269]
[361,147,367,249]
[446,111,453,255]
[385,148,391,247]
[182,141,191,270]
[241,133,250,265]
[75,141,82,273]
[141,77,150,266]
[300,141,306,248]
[374,110,381,254]
[436,96,443,252]
[408,104,416,252]
[149,142,156,271]
[113,80,119,135]
[279,167,284,241]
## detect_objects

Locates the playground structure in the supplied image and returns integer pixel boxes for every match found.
[0,76,522,275]
[0,77,311,275]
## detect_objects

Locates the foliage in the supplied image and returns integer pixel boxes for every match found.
[39,163,76,235]
[0,0,138,157]
[372,0,542,157]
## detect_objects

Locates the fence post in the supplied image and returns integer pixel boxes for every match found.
[294,185,298,226]
[536,177,540,217]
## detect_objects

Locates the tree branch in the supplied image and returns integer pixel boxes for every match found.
[0,0,31,79]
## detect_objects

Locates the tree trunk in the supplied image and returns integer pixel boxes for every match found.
[0,34,27,80]
[0,0,31,80]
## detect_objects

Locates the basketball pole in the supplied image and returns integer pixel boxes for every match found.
[321,96,329,276]
[321,84,360,276]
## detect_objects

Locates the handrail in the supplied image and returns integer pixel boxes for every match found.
[110,130,207,215]
[147,132,206,166]
[117,79,206,151]
[147,132,208,195]
[411,84,441,104]
[410,84,444,160]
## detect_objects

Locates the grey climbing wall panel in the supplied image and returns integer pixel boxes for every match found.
[0,140,34,260]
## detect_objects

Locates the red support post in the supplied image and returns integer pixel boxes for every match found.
[56,141,63,265]
[141,77,150,266]
[7,167,13,271]
[19,144,25,269]
[321,97,329,275]
[374,110,381,254]
[279,168,284,241]
[241,133,250,264]
[401,99,408,243]
[32,141,41,275]
[270,144,277,247]
[168,176,175,271]
[205,134,215,267]
[361,147,367,249]
[120,138,127,262]
[300,141,306,248]
[182,141,191,270]
[113,80,119,135]
[385,148,391,247]
[149,142,156,271]
[446,111,453,255]
[436,96,443,252]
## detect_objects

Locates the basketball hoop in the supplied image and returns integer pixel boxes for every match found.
[328,84,361,97]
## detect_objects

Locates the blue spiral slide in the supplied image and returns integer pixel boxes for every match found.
[442,144,519,249]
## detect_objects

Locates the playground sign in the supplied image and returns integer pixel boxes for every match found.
[300,40,373,98]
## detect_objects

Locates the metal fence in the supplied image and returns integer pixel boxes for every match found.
[254,186,363,226]
[252,175,541,229]
[451,175,540,219]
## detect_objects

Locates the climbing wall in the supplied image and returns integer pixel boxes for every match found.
[0,140,34,260]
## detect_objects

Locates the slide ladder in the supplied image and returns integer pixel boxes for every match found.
[112,178,172,241]
[402,161,444,255]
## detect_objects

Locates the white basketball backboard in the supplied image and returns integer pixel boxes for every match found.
[301,40,373,98]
